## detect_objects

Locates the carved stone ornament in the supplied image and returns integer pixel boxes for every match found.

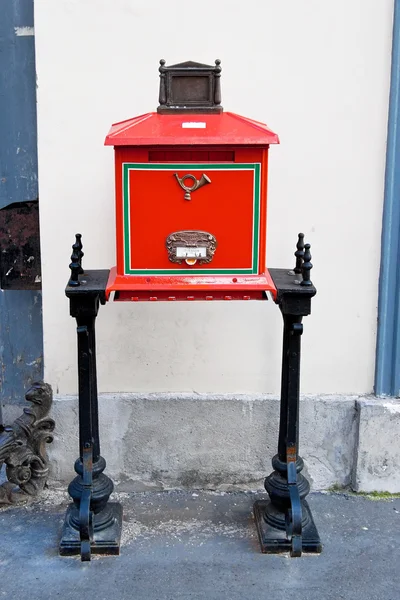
[166,230,217,266]
[0,381,55,506]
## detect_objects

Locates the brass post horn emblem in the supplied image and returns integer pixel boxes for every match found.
[174,173,211,200]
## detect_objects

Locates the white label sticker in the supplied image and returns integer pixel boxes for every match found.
[181,122,206,129]
[176,247,207,258]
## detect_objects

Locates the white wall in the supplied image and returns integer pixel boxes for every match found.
[35,0,393,395]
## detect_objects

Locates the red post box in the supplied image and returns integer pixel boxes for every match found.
[104,60,279,301]
[62,59,320,561]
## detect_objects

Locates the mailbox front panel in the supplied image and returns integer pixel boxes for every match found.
[114,148,268,277]
[124,163,258,275]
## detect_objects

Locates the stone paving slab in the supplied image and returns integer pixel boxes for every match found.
[0,490,399,600]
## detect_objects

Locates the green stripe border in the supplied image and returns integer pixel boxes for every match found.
[123,163,261,275]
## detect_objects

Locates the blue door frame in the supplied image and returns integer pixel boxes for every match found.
[375,0,400,396]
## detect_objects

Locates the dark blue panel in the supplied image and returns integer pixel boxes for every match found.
[0,1,42,419]
[0,0,38,208]
[375,1,400,396]
[0,290,43,408]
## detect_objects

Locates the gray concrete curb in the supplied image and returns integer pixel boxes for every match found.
[353,396,400,493]
[6,392,398,492]
[43,393,359,491]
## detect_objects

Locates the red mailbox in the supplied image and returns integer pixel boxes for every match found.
[62,59,320,562]
[104,60,279,301]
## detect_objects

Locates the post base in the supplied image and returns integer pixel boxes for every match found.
[253,499,322,554]
[59,502,123,556]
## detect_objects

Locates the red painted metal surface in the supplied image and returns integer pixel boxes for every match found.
[116,290,267,301]
[128,165,255,271]
[112,147,270,279]
[105,112,279,147]
[106,267,277,301]
[105,110,279,302]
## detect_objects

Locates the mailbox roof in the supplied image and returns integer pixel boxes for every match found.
[105,112,279,146]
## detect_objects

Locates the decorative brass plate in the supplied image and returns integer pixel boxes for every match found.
[166,230,217,265]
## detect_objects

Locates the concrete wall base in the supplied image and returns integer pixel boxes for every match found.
[4,393,397,493]
[49,393,358,492]
[353,397,400,493]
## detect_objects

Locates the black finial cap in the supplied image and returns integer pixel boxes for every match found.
[294,233,305,274]
[73,233,84,274]
[300,243,313,286]
[68,233,83,287]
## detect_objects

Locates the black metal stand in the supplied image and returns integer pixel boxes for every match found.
[253,262,322,556]
[59,267,122,561]
[60,234,321,560]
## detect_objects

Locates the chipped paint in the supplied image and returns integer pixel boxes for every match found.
[0,201,41,290]
[26,358,41,366]
[382,401,400,415]
[14,26,34,36]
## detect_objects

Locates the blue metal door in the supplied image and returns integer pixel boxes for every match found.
[0,0,43,420]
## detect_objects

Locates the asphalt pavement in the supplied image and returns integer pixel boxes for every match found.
[0,488,399,600]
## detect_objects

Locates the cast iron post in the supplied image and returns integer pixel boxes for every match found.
[253,236,322,556]
[60,235,122,561]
